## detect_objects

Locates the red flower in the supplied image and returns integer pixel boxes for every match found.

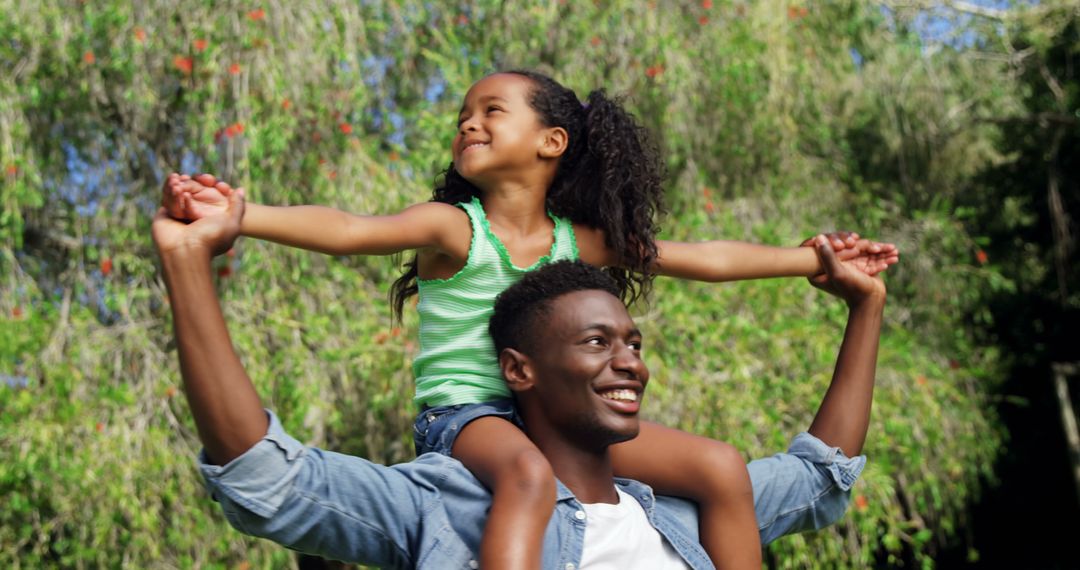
[702,0,713,8]
[916,375,928,387]
[854,495,868,511]
[12,306,22,318]
[590,36,601,47]
[218,265,232,278]
[95,422,105,433]
[133,27,147,42]
[704,201,715,213]
[391,327,403,338]
[645,65,664,78]
[5,164,16,176]
[193,38,208,52]
[230,122,244,136]
[248,8,266,21]
[699,15,709,25]
[374,331,389,345]
[389,150,401,162]
[229,63,241,75]
[976,249,988,264]
[226,248,236,258]
[173,55,194,74]
[83,51,96,65]
[338,122,352,134]
[165,386,178,398]
[949,359,960,370]
[100,257,113,276]
[281,98,292,110]
[456,14,468,26]
[326,170,337,180]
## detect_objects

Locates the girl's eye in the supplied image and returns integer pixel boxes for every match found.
[486,106,501,114]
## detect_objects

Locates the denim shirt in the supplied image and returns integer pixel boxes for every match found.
[201,411,865,569]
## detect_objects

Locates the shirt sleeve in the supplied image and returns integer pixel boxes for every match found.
[198,410,429,568]
[746,432,867,545]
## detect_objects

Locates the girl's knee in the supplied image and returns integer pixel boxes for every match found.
[496,448,556,500]
[695,441,751,493]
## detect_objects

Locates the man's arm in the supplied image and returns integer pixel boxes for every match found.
[745,235,886,543]
[154,188,445,567]
[153,189,267,464]
[805,235,886,457]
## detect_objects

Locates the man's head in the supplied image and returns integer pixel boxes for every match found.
[490,261,649,450]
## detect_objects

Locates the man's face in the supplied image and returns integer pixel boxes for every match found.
[521,290,650,449]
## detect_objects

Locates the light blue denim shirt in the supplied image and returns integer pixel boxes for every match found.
[201,411,865,569]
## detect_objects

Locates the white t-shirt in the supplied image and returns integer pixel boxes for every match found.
[578,487,691,569]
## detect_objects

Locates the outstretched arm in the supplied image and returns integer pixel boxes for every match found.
[153,187,267,464]
[162,173,468,257]
[653,234,898,282]
[804,235,887,457]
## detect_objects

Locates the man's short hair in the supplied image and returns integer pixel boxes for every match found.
[489,260,622,355]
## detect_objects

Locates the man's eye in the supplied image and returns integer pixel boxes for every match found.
[586,337,605,346]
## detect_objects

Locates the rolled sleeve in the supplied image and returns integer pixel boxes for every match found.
[747,432,866,545]
[198,410,435,567]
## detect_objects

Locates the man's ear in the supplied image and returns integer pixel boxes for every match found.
[499,348,535,393]
[538,126,568,159]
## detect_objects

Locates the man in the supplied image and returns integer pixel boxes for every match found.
[153,188,884,568]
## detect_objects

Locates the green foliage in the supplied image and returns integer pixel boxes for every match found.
[3,0,1067,567]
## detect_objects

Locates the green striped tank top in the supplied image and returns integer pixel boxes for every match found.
[412,196,579,407]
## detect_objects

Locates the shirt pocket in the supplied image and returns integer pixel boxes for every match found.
[415,523,478,570]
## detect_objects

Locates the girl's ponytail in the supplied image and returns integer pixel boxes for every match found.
[546,87,666,306]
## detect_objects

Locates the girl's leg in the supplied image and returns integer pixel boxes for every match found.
[610,421,761,570]
[453,416,556,570]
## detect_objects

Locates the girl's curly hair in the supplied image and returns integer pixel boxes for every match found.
[390,69,666,319]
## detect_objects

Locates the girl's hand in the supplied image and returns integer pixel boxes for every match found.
[800,232,899,277]
[153,184,246,258]
[162,172,233,222]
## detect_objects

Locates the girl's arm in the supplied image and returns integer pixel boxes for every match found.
[653,237,898,282]
[655,239,827,282]
[238,201,467,257]
[163,173,469,258]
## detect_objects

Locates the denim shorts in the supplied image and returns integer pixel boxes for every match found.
[412,398,523,457]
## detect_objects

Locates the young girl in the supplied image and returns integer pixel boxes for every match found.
[164,70,897,569]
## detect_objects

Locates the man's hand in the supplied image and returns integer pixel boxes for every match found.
[153,182,245,258]
[162,172,234,222]
[801,232,899,279]
[808,234,887,307]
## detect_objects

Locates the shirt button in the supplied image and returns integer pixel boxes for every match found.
[565,564,576,570]
[574,510,586,520]
[468,560,479,569]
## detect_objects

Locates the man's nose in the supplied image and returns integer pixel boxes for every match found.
[611,344,646,379]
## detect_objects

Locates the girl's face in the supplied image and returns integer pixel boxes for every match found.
[452,73,554,186]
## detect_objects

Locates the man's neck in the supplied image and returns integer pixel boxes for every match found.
[533,437,620,504]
